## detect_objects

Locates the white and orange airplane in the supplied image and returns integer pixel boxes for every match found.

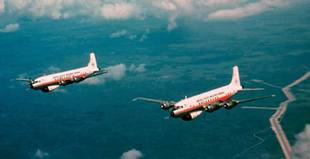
[133,66,274,121]
[17,52,107,92]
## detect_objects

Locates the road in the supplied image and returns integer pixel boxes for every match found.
[269,71,310,159]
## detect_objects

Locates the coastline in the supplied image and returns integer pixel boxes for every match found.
[269,71,310,159]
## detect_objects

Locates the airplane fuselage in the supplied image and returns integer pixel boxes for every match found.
[24,52,105,92]
[31,66,97,92]
[133,66,273,121]
[171,83,241,118]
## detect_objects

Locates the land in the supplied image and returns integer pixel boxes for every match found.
[270,71,310,159]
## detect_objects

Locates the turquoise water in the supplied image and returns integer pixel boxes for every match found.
[0,2,310,159]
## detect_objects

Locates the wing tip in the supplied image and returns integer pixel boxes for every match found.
[132,97,140,102]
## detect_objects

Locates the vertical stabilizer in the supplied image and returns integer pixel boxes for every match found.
[88,52,98,68]
[230,66,242,90]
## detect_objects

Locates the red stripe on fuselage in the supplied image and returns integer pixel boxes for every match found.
[33,72,88,88]
[173,93,233,117]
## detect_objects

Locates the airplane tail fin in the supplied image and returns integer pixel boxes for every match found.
[88,52,98,69]
[230,66,242,90]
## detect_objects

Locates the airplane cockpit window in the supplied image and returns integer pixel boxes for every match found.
[33,80,39,84]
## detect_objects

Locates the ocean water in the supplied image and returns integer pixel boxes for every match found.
[0,2,310,159]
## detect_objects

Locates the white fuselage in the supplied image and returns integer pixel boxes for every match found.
[171,83,242,117]
[32,66,98,89]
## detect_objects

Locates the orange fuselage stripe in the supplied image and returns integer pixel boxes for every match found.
[33,72,88,88]
[174,93,233,116]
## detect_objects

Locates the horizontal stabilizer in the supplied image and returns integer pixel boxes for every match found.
[88,69,108,77]
[240,88,265,91]
[236,94,275,104]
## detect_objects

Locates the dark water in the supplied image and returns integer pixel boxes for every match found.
[0,2,310,159]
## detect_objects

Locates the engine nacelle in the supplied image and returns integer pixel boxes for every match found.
[205,105,221,112]
[41,85,60,92]
[181,110,203,121]
[223,101,238,109]
[160,103,174,110]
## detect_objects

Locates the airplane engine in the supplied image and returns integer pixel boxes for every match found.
[223,101,239,109]
[160,103,174,110]
[205,105,221,112]
[181,110,203,121]
[41,85,60,92]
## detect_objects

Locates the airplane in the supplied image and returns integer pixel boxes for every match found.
[17,52,107,92]
[133,66,275,121]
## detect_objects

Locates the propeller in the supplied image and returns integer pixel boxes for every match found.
[15,78,34,88]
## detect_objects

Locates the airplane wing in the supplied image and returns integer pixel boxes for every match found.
[222,94,275,109]
[132,97,177,110]
[133,97,176,104]
[241,106,277,110]
[235,94,275,104]
[15,78,33,83]
[89,69,108,77]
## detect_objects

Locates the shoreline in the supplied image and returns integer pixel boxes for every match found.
[269,71,310,159]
